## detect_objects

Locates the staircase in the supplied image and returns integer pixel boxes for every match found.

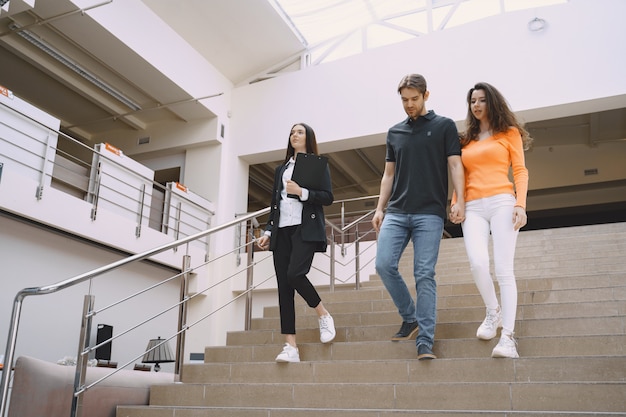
[118,222,626,417]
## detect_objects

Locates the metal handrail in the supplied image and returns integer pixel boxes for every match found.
[0,207,269,417]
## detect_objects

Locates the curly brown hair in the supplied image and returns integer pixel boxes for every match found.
[461,82,533,150]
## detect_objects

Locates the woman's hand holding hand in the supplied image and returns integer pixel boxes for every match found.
[449,203,466,224]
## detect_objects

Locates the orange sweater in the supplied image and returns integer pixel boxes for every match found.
[455,127,529,208]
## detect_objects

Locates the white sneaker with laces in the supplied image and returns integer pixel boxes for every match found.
[275,343,300,363]
[319,314,336,343]
[491,333,519,358]
[476,306,502,340]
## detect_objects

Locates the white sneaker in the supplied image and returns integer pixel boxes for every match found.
[491,333,519,358]
[275,343,300,363]
[476,307,502,340]
[319,314,336,343]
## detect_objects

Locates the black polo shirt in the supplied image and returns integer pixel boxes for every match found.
[385,110,460,220]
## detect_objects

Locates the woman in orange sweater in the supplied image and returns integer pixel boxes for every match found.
[451,82,532,358]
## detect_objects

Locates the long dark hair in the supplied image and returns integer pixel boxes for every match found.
[283,122,319,164]
[461,82,533,150]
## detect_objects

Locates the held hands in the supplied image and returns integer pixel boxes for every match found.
[256,235,270,251]
[513,206,527,230]
[449,203,525,229]
[449,202,465,224]
[285,180,302,198]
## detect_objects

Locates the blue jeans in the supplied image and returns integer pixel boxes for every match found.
[375,213,444,348]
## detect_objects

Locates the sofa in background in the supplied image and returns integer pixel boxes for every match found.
[8,355,173,417]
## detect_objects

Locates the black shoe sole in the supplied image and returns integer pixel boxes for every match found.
[390,326,419,341]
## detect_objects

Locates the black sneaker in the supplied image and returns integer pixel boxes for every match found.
[391,321,418,341]
[417,343,436,360]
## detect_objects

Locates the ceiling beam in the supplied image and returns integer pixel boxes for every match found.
[1,35,147,130]
[327,153,370,195]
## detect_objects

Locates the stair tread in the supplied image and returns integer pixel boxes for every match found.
[206,335,626,363]
[118,405,624,417]
[147,381,625,412]
[181,356,626,384]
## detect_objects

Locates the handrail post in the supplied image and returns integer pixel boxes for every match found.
[340,202,346,256]
[70,294,95,417]
[244,221,255,330]
[89,163,102,220]
[135,183,146,238]
[173,202,182,252]
[355,229,361,290]
[0,295,25,417]
[176,255,191,381]
[329,237,336,292]
[204,215,211,260]
[36,131,55,200]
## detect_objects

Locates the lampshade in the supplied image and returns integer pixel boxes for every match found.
[142,337,175,372]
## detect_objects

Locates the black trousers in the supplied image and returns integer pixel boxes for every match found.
[273,225,322,335]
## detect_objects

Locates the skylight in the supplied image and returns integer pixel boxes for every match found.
[268,0,567,65]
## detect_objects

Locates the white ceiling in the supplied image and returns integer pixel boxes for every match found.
[142,0,306,86]
[0,0,305,141]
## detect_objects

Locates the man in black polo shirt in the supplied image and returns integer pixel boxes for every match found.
[372,74,465,360]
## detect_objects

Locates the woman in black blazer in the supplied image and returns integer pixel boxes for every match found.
[256,123,336,363]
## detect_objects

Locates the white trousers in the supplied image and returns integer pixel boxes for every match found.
[462,194,519,335]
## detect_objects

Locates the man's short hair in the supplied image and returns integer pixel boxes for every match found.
[397,74,427,95]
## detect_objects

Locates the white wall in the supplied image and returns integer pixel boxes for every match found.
[230,0,626,161]
[0,215,179,372]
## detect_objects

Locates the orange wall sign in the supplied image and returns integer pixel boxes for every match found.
[175,182,188,193]
[0,85,14,99]
[104,142,122,156]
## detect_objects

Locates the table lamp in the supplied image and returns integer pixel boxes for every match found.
[141,337,174,372]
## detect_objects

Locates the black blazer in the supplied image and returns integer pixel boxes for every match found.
[265,156,333,253]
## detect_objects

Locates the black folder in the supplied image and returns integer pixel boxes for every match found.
[288,153,328,198]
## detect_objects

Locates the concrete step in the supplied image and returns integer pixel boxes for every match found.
[329,272,622,298]
[259,274,626,322]
[431,225,626,285]
[181,356,626,384]
[435,230,626,260]
[118,406,625,417]
[226,315,626,346]
[254,300,625,332]
[206,335,626,363]
[142,381,624,413]
[252,278,626,320]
